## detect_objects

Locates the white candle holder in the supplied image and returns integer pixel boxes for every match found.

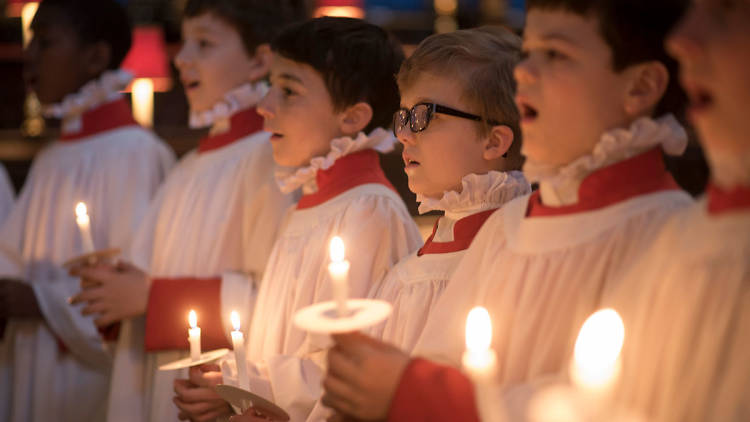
[158,348,230,371]
[292,299,392,334]
[214,384,290,421]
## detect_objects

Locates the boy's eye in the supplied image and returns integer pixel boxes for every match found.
[197,39,213,50]
[282,87,296,97]
[543,49,565,61]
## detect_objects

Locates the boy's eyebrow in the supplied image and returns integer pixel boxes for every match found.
[537,31,579,45]
[277,73,304,84]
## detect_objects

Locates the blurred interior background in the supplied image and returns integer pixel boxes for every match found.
[0,0,707,223]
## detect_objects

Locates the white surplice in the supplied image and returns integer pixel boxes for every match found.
[370,171,530,352]
[412,116,694,389]
[221,130,423,421]
[600,187,750,422]
[107,84,295,422]
[0,70,175,422]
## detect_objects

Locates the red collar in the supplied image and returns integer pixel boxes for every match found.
[707,183,750,215]
[527,148,680,218]
[297,149,396,209]
[59,98,138,141]
[418,209,497,256]
[197,108,264,153]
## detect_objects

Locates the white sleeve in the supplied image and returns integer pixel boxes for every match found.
[31,273,111,369]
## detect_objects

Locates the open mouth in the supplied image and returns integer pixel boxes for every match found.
[403,153,420,170]
[519,103,538,122]
[269,132,284,142]
[687,88,714,113]
[184,80,200,91]
[516,96,538,123]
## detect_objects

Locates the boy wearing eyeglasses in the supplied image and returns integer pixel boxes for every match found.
[322,0,696,420]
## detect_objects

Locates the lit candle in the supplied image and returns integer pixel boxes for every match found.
[75,202,95,254]
[21,2,39,48]
[230,311,249,390]
[327,236,350,317]
[132,78,154,128]
[462,306,504,422]
[570,308,625,395]
[188,310,201,361]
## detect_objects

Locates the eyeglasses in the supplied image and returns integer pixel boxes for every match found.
[393,102,501,137]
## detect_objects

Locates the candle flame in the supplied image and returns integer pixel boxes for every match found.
[188,310,197,329]
[572,308,625,389]
[329,236,346,263]
[231,311,240,331]
[465,306,492,352]
[75,202,88,218]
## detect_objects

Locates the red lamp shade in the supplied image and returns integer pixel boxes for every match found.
[315,0,365,18]
[121,26,171,92]
[6,0,38,18]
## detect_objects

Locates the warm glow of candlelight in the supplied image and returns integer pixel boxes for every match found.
[466,306,492,352]
[132,78,154,127]
[188,310,197,329]
[21,2,39,48]
[571,308,625,391]
[231,310,240,331]
[75,202,89,222]
[314,6,364,19]
[329,236,346,263]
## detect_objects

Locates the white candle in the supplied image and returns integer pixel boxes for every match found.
[230,310,249,390]
[132,78,154,128]
[462,306,504,422]
[327,236,350,317]
[188,309,201,361]
[75,202,95,254]
[570,308,625,395]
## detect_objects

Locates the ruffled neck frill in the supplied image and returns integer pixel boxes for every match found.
[418,171,530,244]
[524,114,687,207]
[42,69,133,135]
[189,82,269,136]
[275,128,396,195]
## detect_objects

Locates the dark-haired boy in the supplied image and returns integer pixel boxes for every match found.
[596,2,750,420]
[0,0,174,421]
[69,1,306,421]
[321,0,696,420]
[174,17,422,422]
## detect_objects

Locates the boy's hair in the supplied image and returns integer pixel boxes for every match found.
[184,0,310,57]
[271,17,405,134]
[35,0,132,70]
[397,27,524,169]
[527,0,689,120]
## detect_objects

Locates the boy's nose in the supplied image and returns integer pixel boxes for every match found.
[173,44,191,71]
[257,91,275,119]
[396,127,417,146]
[514,58,537,86]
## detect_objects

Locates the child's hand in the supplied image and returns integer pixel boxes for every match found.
[68,260,150,326]
[322,332,411,420]
[173,364,231,422]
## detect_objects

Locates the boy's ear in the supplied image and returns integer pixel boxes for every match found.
[339,102,374,136]
[247,43,273,82]
[623,61,669,117]
[82,41,112,79]
[483,124,514,161]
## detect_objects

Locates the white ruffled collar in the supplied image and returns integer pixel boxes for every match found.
[417,170,531,220]
[275,128,396,194]
[524,114,688,207]
[189,82,268,133]
[42,69,132,132]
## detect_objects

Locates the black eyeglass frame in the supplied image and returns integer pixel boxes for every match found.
[393,102,502,137]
